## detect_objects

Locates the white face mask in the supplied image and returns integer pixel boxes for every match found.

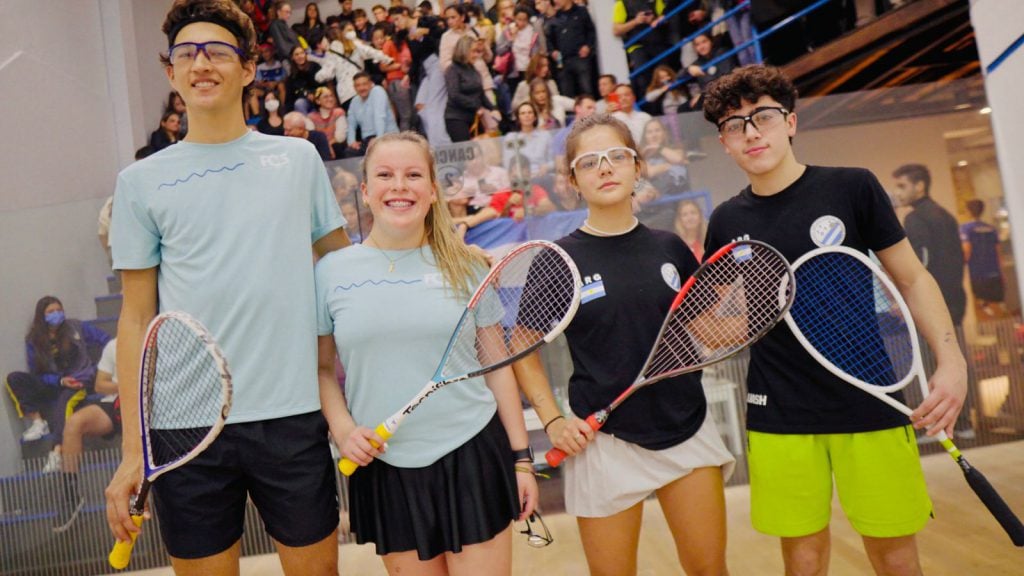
[344,30,358,41]
[265,99,280,112]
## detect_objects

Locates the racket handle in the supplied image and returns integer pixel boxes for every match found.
[108,514,144,569]
[959,456,1024,546]
[338,423,393,477]
[543,414,605,468]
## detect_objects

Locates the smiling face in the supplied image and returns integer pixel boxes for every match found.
[361,140,437,242]
[165,22,255,117]
[570,125,639,210]
[354,75,373,99]
[291,45,307,65]
[717,95,797,178]
[693,34,712,57]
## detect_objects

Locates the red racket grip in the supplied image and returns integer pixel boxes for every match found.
[543,413,605,468]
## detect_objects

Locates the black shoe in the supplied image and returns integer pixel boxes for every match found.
[52,496,85,533]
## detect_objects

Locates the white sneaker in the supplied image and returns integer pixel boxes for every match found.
[42,450,63,474]
[22,419,49,442]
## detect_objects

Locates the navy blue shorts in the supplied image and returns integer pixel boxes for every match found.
[150,411,339,559]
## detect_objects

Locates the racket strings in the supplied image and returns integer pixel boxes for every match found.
[643,243,793,380]
[144,317,228,469]
[441,245,578,379]
[789,252,915,388]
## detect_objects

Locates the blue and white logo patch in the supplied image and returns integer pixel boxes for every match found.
[580,279,606,304]
[810,215,846,247]
[661,263,681,291]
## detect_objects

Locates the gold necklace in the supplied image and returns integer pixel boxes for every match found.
[365,239,423,273]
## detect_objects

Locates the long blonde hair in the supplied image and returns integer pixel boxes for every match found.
[361,132,487,299]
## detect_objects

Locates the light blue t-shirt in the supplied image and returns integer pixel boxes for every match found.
[315,244,498,467]
[111,130,345,424]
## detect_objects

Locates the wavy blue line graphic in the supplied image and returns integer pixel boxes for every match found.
[333,278,423,292]
[158,162,246,189]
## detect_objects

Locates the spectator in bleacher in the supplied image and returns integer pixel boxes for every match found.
[378,21,415,131]
[595,73,618,114]
[501,154,557,220]
[406,9,450,143]
[316,22,394,109]
[534,0,557,35]
[256,92,286,136]
[546,0,596,98]
[509,102,555,181]
[440,4,495,97]
[528,78,570,129]
[458,142,513,212]
[284,111,333,161]
[707,0,756,65]
[644,64,687,116]
[268,1,300,60]
[327,0,355,27]
[372,4,389,24]
[465,3,497,48]
[346,72,399,157]
[353,8,374,42]
[640,118,689,194]
[391,4,440,87]
[368,24,392,86]
[673,199,706,261]
[241,0,271,39]
[511,52,561,111]
[6,296,111,472]
[308,86,348,159]
[495,5,545,98]
[53,338,121,533]
[165,91,188,138]
[285,44,322,114]
[445,36,498,142]
[99,146,153,272]
[148,110,181,152]
[553,93,597,162]
[547,170,584,211]
[416,0,435,18]
[612,0,664,97]
[292,2,323,45]
[611,83,652,143]
[255,41,288,105]
[681,32,738,112]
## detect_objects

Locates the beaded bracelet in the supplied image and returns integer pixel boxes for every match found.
[515,465,551,479]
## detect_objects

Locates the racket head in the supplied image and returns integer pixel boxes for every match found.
[139,311,232,483]
[635,239,795,389]
[436,240,581,382]
[784,245,921,395]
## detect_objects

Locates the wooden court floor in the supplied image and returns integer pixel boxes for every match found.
[116,440,1024,575]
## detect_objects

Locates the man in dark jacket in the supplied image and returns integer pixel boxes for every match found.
[546,0,596,98]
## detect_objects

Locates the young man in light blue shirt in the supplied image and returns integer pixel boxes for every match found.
[346,71,399,157]
[105,1,349,574]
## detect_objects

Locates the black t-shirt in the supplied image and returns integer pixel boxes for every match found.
[904,196,966,325]
[554,224,707,450]
[704,165,910,434]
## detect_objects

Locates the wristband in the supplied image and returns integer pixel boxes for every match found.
[543,415,564,434]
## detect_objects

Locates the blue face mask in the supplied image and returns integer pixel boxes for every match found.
[44,310,65,327]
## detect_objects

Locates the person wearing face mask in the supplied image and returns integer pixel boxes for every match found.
[257,93,286,135]
[316,23,394,109]
[5,296,111,473]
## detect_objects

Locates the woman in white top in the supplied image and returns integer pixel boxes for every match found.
[316,23,393,107]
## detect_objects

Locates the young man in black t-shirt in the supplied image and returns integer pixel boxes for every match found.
[701,65,967,576]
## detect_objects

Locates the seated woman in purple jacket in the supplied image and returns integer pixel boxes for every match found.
[5,296,110,472]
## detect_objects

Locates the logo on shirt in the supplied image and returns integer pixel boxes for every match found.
[809,215,846,247]
[660,263,681,291]
[260,153,290,168]
[580,273,606,304]
[746,392,768,407]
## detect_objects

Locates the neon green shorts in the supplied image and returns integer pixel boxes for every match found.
[748,426,932,538]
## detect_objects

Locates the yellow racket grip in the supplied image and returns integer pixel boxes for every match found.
[338,423,393,476]
[108,514,144,569]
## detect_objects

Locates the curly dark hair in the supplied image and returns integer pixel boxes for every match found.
[160,0,259,66]
[702,65,798,125]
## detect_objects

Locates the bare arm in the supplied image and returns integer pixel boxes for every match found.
[94,369,117,396]
[512,347,593,457]
[104,267,158,542]
[317,335,384,466]
[877,239,967,436]
[314,228,352,258]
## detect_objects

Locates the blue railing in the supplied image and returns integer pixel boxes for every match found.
[635,0,836,107]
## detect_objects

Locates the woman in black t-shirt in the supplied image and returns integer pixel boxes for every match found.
[515,114,734,576]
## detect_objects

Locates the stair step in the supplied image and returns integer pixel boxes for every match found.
[94,294,121,318]
[106,274,121,295]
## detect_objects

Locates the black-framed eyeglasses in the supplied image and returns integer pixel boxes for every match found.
[716,106,789,138]
[168,41,245,66]
[519,512,553,548]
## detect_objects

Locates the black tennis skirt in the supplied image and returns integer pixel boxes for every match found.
[348,413,520,560]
